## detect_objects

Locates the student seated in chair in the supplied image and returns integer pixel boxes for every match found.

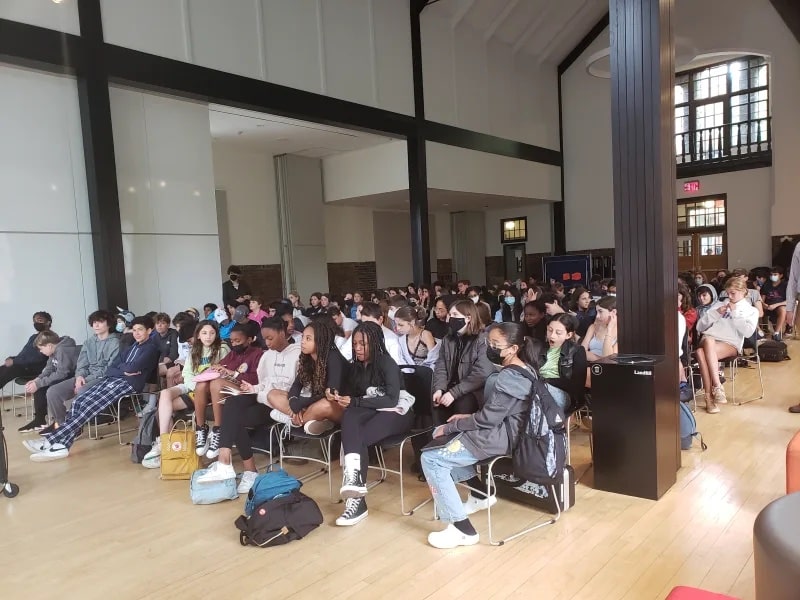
[0,311,52,391]
[154,312,179,380]
[268,319,349,435]
[395,306,439,369]
[197,317,301,493]
[334,322,414,527]
[532,313,587,412]
[581,296,618,362]
[25,315,160,462]
[761,266,788,341]
[422,321,537,549]
[695,277,758,413]
[142,320,228,469]
[352,302,401,364]
[17,330,80,433]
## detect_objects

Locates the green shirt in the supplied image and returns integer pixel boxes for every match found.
[539,345,560,379]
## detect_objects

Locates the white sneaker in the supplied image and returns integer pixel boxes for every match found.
[196,461,236,483]
[463,494,498,516]
[30,443,69,462]
[142,455,161,469]
[270,409,294,426]
[237,470,259,495]
[143,438,162,462]
[713,385,728,404]
[304,419,335,436]
[23,438,50,453]
[427,524,480,549]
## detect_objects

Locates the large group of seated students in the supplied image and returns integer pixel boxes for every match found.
[2,261,794,548]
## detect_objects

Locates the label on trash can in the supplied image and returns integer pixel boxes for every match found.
[633,369,653,376]
[591,364,603,376]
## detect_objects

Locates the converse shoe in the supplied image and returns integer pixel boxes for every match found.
[335,497,368,526]
[196,460,236,483]
[304,419,335,436]
[270,409,294,426]
[30,443,69,462]
[23,438,51,453]
[195,424,209,456]
[712,385,727,404]
[18,418,47,433]
[427,524,480,549]
[205,426,221,459]
[340,453,367,499]
[463,494,498,516]
[237,471,258,495]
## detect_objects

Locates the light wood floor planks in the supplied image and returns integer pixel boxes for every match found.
[1,346,796,600]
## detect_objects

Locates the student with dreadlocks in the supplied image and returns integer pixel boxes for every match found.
[331,321,414,526]
[267,319,349,435]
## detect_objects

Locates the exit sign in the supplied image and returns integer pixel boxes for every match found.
[683,180,701,193]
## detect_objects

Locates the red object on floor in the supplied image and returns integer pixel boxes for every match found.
[665,586,739,600]
[787,430,800,494]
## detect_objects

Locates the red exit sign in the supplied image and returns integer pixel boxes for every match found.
[683,180,701,193]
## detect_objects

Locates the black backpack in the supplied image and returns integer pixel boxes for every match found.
[235,490,323,548]
[757,340,789,362]
[503,365,567,486]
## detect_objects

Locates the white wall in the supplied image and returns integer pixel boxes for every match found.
[676,169,772,269]
[485,205,554,256]
[323,205,376,263]
[373,210,413,287]
[211,142,281,266]
[100,0,414,115]
[433,211,452,261]
[0,0,80,34]
[322,141,408,202]
[0,66,97,372]
[421,13,559,149]
[109,86,222,316]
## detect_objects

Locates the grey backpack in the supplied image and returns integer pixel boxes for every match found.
[130,395,159,463]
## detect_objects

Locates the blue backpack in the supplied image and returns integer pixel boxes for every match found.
[679,401,707,451]
[245,468,301,517]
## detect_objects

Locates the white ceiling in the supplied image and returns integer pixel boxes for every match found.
[424,0,609,65]
[331,188,552,212]
[208,104,396,157]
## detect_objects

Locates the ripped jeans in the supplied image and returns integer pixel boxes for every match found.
[420,439,479,523]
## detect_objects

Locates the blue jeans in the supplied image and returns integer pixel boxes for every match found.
[421,440,479,523]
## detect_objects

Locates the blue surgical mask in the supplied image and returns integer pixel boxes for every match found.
[115,322,125,333]
[504,296,516,306]
[770,275,779,282]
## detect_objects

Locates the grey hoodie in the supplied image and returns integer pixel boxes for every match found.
[35,336,80,388]
[695,284,718,320]
[75,333,121,384]
[442,364,533,460]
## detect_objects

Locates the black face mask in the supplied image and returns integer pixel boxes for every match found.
[33,322,48,332]
[448,317,466,336]
[486,346,504,365]
[231,344,248,354]
[229,274,239,282]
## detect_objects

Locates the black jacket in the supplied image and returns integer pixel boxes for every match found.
[222,279,251,308]
[531,338,587,413]
[433,332,495,405]
[288,347,350,413]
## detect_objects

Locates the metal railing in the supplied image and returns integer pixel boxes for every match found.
[675,117,771,165]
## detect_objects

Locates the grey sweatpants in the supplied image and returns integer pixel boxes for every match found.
[46,377,102,423]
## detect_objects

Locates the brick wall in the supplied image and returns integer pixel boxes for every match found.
[327,262,377,295]
[435,259,454,284]
[239,264,283,302]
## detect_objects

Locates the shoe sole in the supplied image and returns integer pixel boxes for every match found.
[304,421,335,436]
[335,510,369,527]
[340,485,368,499]
[142,460,161,469]
[22,440,48,453]
[30,451,68,462]
[195,442,209,457]
[206,449,220,459]
[427,534,480,549]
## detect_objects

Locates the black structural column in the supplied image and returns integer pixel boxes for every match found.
[408,0,431,283]
[76,0,128,310]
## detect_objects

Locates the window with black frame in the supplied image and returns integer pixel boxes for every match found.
[675,56,770,168]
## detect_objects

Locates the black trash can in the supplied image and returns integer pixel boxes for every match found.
[590,354,679,500]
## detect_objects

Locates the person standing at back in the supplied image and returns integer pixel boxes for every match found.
[222,265,251,309]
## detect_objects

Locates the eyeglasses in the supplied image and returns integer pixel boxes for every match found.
[488,344,512,351]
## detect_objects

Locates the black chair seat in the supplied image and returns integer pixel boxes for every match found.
[286,426,340,441]
[14,376,35,386]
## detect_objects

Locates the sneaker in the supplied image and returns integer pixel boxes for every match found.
[679,383,693,402]
[195,424,209,456]
[40,423,57,435]
[23,438,51,453]
[304,419,335,436]
[706,401,720,414]
[774,333,783,342]
[335,497,368,526]
[18,418,47,433]
[713,385,727,405]
[30,443,69,462]
[427,524,480,549]
[270,409,294,427]
[463,494,498,516]
[237,471,258,495]
[143,438,162,462]
[340,462,367,499]
[196,461,236,483]
[142,454,161,469]
[206,426,221,459]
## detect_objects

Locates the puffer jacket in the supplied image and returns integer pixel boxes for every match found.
[432,332,495,404]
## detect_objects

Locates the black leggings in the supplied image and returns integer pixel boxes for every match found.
[341,406,414,472]
[432,392,480,426]
[219,393,270,461]
[0,363,44,390]
[33,385,51,420]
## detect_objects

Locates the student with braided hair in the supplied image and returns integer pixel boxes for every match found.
[267,319,349,435]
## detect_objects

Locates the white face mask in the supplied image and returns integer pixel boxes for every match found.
[470,296,479,304]
[770,275,779,282]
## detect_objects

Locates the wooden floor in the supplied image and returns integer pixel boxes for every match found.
[1,345,796,600]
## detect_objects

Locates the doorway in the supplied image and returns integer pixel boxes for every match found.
[677,196,728,277]
[504,243,526,282]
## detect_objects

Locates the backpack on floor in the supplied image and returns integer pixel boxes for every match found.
[235,490,323,548]
[190,468,239,505]
[130,395,159,463]
[245,468,301,517]
[485,460,575,514]
[757,340,789,362]
[679,401,707,451]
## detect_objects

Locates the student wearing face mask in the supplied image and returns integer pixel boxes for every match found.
[0,311,52,391]
[222,265,251,308]
[499,289,522,323]
[431,300,495,424]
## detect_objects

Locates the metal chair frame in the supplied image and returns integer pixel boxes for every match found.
[277,424,341,502]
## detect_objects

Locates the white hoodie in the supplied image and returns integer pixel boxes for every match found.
[252,342,301,405]
[696,299,758,351]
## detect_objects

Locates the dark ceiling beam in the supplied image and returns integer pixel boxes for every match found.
[769,0,800,45]
[0,18,83,74]
[558,12,610,75]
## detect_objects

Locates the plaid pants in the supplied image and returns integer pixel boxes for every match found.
[45,378,134,448]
